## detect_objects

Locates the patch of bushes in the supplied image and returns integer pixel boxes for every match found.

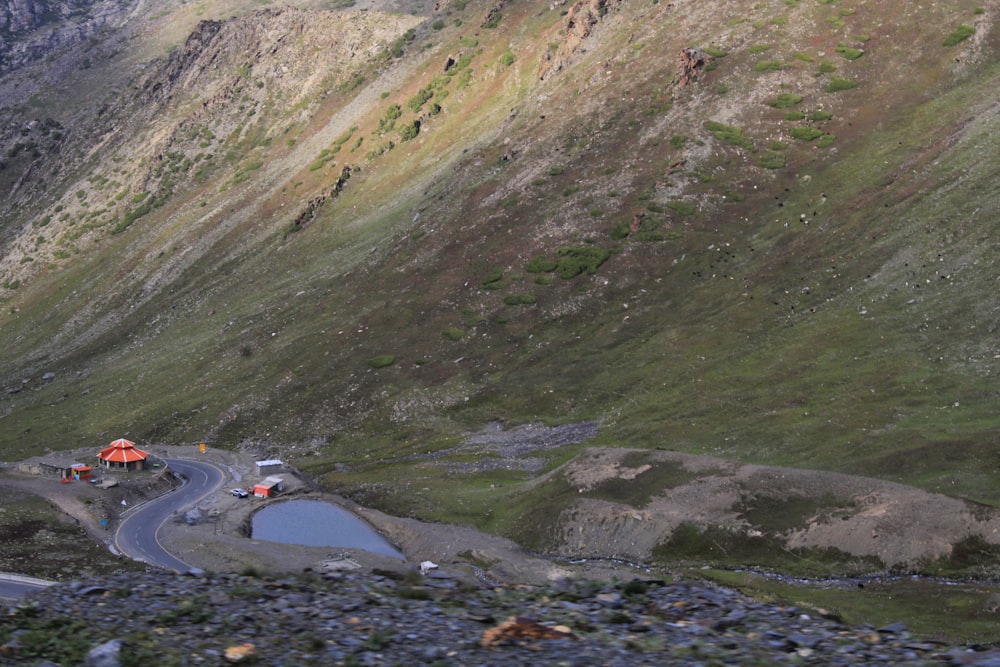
[825,77,856,92]
[481,269,504,287]
[407,88,434,113]
[703,46,727,58]
[767,93,803,108]
[526,247,610,278]
[483,11,502,28]
[503,293,536,306]
[817,134,836,148]
[754,60,784,72]
[790,127,824,141]
[111,202,151,234]
[399,120,420,142]
[526,255,558,273]
[368,355,396,369]
[703,121,755,151]
[759,152,786,169]
[652,521,882,574]
[807,109,833,121]
[442,327,464,341]
[666,200,697,216]
[377,104,402,134]
[554,246,611,278]
[784,110,806,121]
[943,25,975,46]
[835,45,864,60]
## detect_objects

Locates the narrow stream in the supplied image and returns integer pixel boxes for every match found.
[251,499,404,560]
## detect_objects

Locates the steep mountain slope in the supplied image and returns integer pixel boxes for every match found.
[0,0,998,564]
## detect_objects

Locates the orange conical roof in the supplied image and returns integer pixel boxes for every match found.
[98,438,148,463]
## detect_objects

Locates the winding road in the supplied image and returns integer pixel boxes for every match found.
[114,458,226,571]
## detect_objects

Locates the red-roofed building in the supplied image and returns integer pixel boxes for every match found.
[71,464,93,481]
[97,438,149,471]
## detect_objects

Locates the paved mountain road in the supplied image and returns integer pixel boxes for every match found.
[114,458,226,571]
[0,574,55,601]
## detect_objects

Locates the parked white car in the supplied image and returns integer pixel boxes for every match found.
[230,488,249,498]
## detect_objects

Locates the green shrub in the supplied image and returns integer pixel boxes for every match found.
[759,152,786,169]
[703,46,727,57]
[770,140,788,150]
[554,246,611,278]
[816,134,836,148]
[611,222,631,240]
[481,269,504,286]
[407,88,433,113]
[790,127,824,141]
[667,200,697,216]
[807,109,833,121]
[442,327,465,341]
[503,293,536,306]
[835,45,864,60]
[669,135,687,148]
[703,121,755,151]
[499,49,515,67]
[754,60,784,72]
[368,355,396,369]
[768,93,803,108]
[825,77,856,92]
[432,19,445,29]
[943,25,975,46]
[526,255,558,273]
[377,104,402,134]
[748,44,772,54]
[400,120,420,142]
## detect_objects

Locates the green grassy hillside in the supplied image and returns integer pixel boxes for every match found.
[0,0,997,550]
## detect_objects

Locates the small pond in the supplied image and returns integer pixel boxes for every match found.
[251,499,404,560]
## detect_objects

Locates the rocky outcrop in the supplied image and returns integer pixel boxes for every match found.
[539,0,621,79]
[0,0,137,73]
[677,47,708,86]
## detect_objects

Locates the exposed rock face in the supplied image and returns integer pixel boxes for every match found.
[0,0,137,73]
[539,0,621,79]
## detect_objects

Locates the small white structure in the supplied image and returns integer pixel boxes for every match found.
[420,560,438,575]
[255,459,283,475]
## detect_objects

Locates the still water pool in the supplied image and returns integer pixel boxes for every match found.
[251,499,404,559]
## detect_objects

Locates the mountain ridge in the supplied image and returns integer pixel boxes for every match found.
[0,0,998,571]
